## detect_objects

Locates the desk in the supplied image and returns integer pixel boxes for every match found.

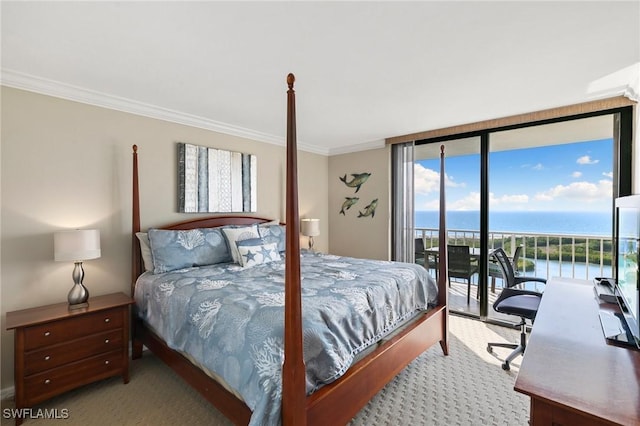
[514,277,640,426]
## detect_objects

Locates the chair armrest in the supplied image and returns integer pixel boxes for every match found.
[512,276,546,293]
[513,276,547,285]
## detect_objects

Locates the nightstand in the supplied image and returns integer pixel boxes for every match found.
[5,292,134,425]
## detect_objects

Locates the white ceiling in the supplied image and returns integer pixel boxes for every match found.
[2,1,639,156]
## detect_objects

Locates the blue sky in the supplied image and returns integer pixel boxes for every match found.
[415,138,614,212]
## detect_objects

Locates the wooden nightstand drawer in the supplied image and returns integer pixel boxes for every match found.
[23,308,124,350]
[24,329,123,375]
[24,349,123,406]
[7,292,133,425]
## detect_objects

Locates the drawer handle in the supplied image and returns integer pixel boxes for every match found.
[44,331,51,337]
[104,360,110,365]
[104,318,110,323]
[44,379,51,385]
[44,355,50,361]
[104,339,110,344]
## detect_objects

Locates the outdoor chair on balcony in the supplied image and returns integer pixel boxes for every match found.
[488,245,523,293]
[415,237,427,268]
[448,245,479,304]
[487,247,546,371]
[415,237,438,272]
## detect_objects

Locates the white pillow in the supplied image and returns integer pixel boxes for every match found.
[136,232,153,272]
[221,225,260,264]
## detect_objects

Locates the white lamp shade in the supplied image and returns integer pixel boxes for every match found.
[301,219,320,237]
[54,229,101,262]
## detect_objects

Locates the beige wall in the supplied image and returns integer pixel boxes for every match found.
[1,87,636,395]
[0,87,328,391]
[328,146,391,260]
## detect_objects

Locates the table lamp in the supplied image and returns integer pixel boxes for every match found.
[300,218,320,251]
[54,229,101,310]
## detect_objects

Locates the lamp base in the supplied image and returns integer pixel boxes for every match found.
[68,279,89,309]
[68,302,89,311]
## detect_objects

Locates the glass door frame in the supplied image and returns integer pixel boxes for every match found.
[414,106,633,320]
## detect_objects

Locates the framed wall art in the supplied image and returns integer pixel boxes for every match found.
[178,142,257,213]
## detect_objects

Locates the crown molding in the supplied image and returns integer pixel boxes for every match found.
[0,69,332,156]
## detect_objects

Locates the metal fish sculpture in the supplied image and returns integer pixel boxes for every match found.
[339,172,371,193]
[358,199,378,218]
[339,197,359,215]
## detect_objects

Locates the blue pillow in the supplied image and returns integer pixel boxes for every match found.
[148,228,231,274]
[258,225,286,252]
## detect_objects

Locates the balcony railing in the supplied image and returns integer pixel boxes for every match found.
[415,227,614,280]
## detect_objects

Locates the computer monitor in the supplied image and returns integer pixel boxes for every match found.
[614,195,640,349]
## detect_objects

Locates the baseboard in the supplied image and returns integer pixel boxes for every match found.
[1,385,15,401]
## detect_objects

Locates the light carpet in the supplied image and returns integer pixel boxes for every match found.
[1,315,530,425]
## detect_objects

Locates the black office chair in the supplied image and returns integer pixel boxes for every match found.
[487,247,546,371]
[488,245,523,293]
[448,245,479,304]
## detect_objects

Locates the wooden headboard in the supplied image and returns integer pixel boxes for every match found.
[129,149,278,294]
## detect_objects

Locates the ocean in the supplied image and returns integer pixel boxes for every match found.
[415,210,613,236]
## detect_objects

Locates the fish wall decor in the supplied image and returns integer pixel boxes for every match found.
[358,199,378,218]
[339,172,371,193]
[339,197,359,215]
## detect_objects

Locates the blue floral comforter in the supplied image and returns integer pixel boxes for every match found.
[134,251,438,425]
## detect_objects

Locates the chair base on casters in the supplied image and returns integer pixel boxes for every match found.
[487,318,528,371]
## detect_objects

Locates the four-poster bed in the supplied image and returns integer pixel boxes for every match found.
[131,74,449,425]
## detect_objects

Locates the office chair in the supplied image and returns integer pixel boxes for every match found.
[448,245,479,304]
[488,245,523,293]
[486,247,546,371]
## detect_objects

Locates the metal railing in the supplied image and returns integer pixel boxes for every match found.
[415,227,614,280]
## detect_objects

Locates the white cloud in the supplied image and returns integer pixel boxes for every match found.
[414,163,464,194]
[449,192,480,210]
[572,171,582,178]
[534,179,612,203]
[487,192,529,211]
[414,164,440,194]
[603,171,613,178]
[577,155,599,165]
[447,191,529,211]
[417,198,440,210]
[521,163,544,171]
[491,193,529,205]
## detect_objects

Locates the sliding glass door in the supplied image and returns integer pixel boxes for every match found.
[414,137,482,316]
[487,115,616,322]
[403,106,633,322]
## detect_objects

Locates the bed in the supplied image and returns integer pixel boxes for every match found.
[130,74,449,425]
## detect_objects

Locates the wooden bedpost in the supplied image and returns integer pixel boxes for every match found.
[132,144,141,287]
[282,73,307,426]
[131,144,143,359]
[438,144,449,355]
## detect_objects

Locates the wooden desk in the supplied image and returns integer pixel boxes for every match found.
[515,277,640,426]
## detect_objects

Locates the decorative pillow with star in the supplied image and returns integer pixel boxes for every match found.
[236,239,281,268]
